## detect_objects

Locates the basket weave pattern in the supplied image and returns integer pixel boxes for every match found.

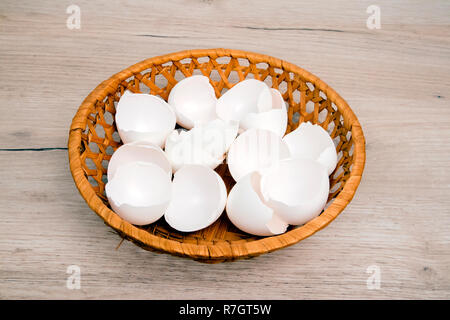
[68,48,365,263]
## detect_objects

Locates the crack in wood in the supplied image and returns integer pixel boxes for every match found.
[0,147,68,152]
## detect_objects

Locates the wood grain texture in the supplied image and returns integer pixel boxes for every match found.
[0,0,449,299]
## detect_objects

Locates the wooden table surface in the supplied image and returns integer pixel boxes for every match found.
[1,0,449,299]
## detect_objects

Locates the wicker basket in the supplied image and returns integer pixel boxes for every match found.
[68,48,365,263]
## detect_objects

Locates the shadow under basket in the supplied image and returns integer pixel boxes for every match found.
[68,48,366,263]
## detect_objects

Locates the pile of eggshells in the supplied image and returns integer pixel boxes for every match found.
[105,75,337,236]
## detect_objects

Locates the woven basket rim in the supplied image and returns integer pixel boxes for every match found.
[68,48,366,261]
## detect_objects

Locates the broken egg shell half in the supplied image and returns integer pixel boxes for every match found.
[168,75,218,129]
[283,121,338,175]
[115,91,176,147]
[107,141,171,181]
[164,164,227,232]
[226,171,288,236]
[240,88,288,137]
[216,79,272,122]
[164,119,239,172]
[226,128,291,182]
[261,158,330,226]
[105,161,172,226]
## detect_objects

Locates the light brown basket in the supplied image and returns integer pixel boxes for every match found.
[68,48,365,263]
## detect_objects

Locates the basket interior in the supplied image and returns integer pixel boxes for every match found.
[78,55,355,245]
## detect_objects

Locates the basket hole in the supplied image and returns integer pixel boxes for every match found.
[179,58,192,65]
[327,121,336,136]
[319,91,327,100]
[174,70,185,82]
[318,108,328,123]
[88,175,98,187]
[292,112,300,124]
[330,181,342,194]
[88,142,99,153]
[306,82,315,92]
[106,145,114,155]
[209,69,222,83]
[227,70,240,84]
[197,56,210,64]
[237,58,249,67]
[333,165,344,179]
[102,159,109,170]
[346,131,352,142]
[85,157,97,170]
[104,111,114,125]
[102,175,108,184]
[139,81,150,94]
[293,90,300,104]
[306,101,315,114]
[112,131,121,143]
[278,81,287,94]
[95,126,105,139]
[215,56,231,65]
[155,74,168,89]
[256,62,269,70]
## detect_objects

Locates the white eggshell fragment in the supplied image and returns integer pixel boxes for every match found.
[227,128,291,182]
[226,172,288,236]
[216,79,272,122]
[261,158,330,226]
[283,121,337,175]
[107,141,171,181]
[165,119,239,171]
[105,162,172,226]
[115,91,176,147]
[165,165,227,232]
[240,88,288,137]
[168,75,218,129]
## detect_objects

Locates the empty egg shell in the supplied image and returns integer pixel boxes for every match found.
[240,88,288,137]
[226,171,288,236]
[216,79,272,122]
[283,121,337,175]
[164,165,227,232]
[107,141,171,180]
[227,128,291,182]
[115,91,176,147]
[168,75,218,129]
[260,158,330,226]
[105,161,172,226]
[165,119,239,171]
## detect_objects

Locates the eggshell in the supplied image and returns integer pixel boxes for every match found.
[168,75,217,129]
[105,162,172,226]
[260,158,330,226]
[227,128,291,182]
[107,141,171,181]
[115,91,176,147]
[165,165,227,232]
[282,121,337,175]
[165,119,239,171]
[240,88,288,137]
[226,171,288,236]
[216,79,272,122]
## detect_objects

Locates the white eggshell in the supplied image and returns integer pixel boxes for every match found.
[168,75,217,129]
[226,171,288,236]
[105,162,172,226]
[165,165,227,232]
[227,128,291,182]
[165,119,239,171]
[216,79,272,122]
[282,121,337,175]
[107,141,171,181]
[240,89,288,137]
[115,91,176,147]
[261,158,330,226]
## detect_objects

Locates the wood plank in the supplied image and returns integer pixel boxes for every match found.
[0,0,449,299]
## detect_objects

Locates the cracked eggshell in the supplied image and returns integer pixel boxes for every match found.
[164,119,239,171]
[164,165,227,232]
[261,158,330,226]
[226,171,288,236]
[168,75,218,129]
[240,88,288,137]
[216,79,272,122]
[107,141,171,181]
[105,162,172,226]
[115,91,176,147]
[226,128,291,182]
[283,121,337,175]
